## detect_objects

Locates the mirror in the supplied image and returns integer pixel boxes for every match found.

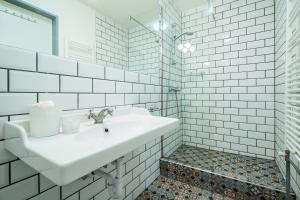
[0,0,161,77]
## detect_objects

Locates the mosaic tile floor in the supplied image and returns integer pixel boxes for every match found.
[163,145,286,192]
[136,176,234,200]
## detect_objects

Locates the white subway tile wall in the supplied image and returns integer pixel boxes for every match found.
[0,141,17,164]
[0,176,39,200]
[10,160,37,183]
[93,79,116,93]
[60,76,92,93]
[116,82,133,93]
[78,62,105,79]
[78,94,105,109]
[181,0,275,159]
[38,54,77,76]
[125,71,139,83]
[274,0,300,195]
[95,14,128,70]
[105,94,125,106]
[10,71,59,92]
[105,67,125,81]
[139,74,151,85]
[0,93,37,116]
[95,13,161,78]
[128,26,161,77]
[0,44,36,71]
[0,164,9,188]
[0,69,7,92]
[0,44,180,200]
[0,117,8,140]
[39,93,78,111]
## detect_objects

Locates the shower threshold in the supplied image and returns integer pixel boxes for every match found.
[158,145,296,199]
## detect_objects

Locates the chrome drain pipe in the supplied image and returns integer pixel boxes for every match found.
[81,157,124,200]
[94,157,124,200]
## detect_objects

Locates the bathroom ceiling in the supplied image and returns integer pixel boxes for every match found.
[80,0,207,28]
[81,0,159,28]
[175,0,208,12]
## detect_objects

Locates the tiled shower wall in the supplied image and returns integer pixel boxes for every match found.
[181,0,275,159]
[95,14,129,70]
[274,0,300,195]
[95,13,161,78]
[128,26,161,77]
[0,44,181,200]
[161,0,183,118]
[94,6,182,157]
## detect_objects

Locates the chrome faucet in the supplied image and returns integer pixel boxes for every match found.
[88,108,113,124]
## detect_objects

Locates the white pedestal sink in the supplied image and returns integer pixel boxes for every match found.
[4,108,179,186]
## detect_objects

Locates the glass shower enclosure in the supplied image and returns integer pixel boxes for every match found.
[159,0,184,158]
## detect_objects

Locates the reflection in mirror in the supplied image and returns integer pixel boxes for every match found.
[82,0,161,77]
[0,0,58,55]
[0,0,161,77]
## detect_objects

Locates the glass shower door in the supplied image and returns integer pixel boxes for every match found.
[160,0,183,158]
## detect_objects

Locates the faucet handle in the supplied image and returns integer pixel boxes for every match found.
[107,108,113,115]
[97,108,113,117]
[88,109,94,119]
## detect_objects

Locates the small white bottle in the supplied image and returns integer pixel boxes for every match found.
[62,114,81,134]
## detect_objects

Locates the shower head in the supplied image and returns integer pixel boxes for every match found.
[174,32,194,41]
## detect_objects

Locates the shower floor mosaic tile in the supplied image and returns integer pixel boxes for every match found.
[136,176,234,200]
[164,145,286,191]
[159,145,296,199]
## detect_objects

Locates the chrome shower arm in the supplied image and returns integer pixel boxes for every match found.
[174,32,193,41]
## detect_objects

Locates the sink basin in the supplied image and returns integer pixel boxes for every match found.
[4,108,179,186]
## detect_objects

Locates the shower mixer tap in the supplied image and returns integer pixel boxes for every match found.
[169,87,181,93]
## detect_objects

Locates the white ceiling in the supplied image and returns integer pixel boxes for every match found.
[175,0,207,12]
[80,0,208,28]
